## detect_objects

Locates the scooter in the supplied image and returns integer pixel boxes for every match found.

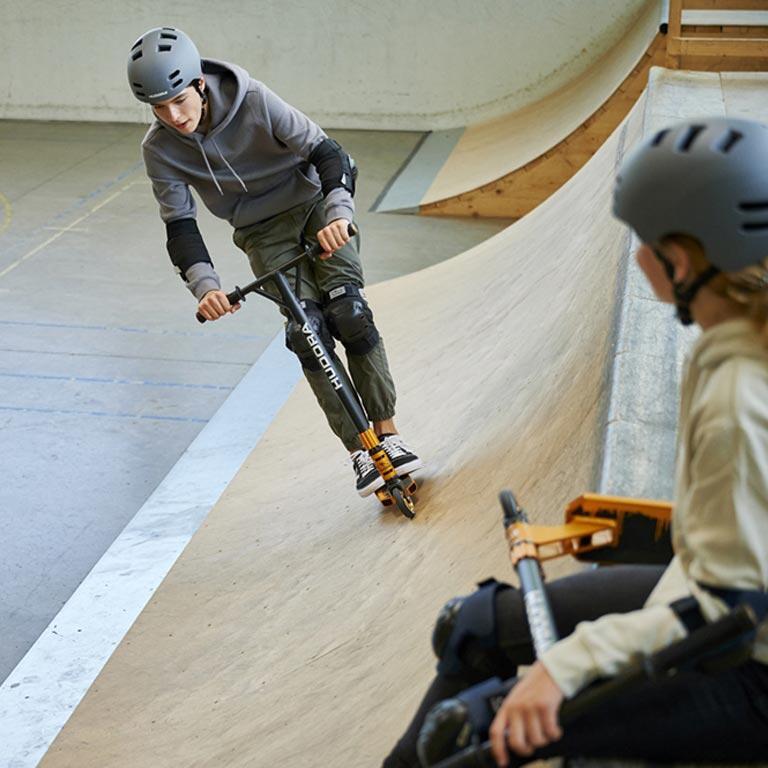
[417,491,759,766]
[196,225,418,519]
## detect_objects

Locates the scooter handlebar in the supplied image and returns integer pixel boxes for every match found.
[196,222,357,324]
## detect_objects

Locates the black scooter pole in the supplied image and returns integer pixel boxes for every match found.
[194,223,418,518]
[500,491,558,657]
[194,224,369,432]
[269,268,369,432]
[417,492,558,768]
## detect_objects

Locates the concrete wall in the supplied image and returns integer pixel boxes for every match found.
[0,0,660,129]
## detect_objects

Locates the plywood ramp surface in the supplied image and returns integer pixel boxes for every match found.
[423,4,658,206]
[39,99,646,768]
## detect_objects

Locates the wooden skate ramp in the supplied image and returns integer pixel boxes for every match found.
[375,1,662,218]
[39,100,645,767]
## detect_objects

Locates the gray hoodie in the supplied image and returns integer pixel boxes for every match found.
[141,58,354,282]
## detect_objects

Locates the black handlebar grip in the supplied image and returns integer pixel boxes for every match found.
[307,221,359,259]
[500,490,528,527]
[196,289,243,324]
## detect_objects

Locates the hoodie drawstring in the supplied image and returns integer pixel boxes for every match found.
[194,137,223,195]
[193,137,248,195]
[212,138,248,193]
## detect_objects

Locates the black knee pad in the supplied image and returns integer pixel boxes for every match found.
[433,579,512,678]
[285,300,336,372]
[322,285,380,356]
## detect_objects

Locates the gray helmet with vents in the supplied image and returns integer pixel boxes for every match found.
[127,27,202,104]
[613,117,768,272]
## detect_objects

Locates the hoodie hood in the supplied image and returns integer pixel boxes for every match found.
[140,59,350,228]
[139,59,355,305]
[201,59,249,138]
[157,59,251,195]
[692,317,768,371]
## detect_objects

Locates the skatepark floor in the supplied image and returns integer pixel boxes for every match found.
[0,120,510,686]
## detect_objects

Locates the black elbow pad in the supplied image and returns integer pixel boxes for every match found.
[165,218,213,280]
[308,138,357,197]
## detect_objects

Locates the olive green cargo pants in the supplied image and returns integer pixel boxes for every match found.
[233,197,396,451]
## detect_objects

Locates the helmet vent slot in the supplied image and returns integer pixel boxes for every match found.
[677,125,705,152]
[651,129,669,146]
[716,130,743,154]
[739,202,768,211]
[169,69,181,80]
[131,50,143,61]
[741,221,768,232]
[160,32,178,40]
[171,78,183,88]
[131,40,142,51]
[158,44,172,52]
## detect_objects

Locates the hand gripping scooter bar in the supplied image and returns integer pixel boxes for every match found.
[195,229,352,326]
[416,491,558,767]
[423,603,757,768]
[195,224,417,518]
[418,493,759,768]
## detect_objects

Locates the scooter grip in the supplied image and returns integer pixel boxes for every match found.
[307,222,359,259]
[196,289,242,324]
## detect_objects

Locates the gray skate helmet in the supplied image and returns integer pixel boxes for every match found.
[613,117,768,273]
[127,27,202,104]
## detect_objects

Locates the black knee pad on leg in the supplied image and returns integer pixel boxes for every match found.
[322,285,380,356]
[432,579,513,678]
[285,300,336,372]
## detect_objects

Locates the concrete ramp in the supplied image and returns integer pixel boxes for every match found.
[35,95,646,767]
[375,1,662,217]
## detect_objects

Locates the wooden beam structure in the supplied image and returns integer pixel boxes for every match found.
[667,0,768,69]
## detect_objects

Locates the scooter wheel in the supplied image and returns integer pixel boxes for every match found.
[392,486,415,519]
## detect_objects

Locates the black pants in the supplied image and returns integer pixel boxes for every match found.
[383,565,768,766]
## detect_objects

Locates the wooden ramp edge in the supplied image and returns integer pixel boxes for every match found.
[38,100,646,768]
[373,1,662,217]
[421,31,664,219]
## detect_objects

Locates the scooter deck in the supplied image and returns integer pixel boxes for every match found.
[375,475,418,507]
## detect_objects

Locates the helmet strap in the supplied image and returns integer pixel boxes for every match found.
[193,79,207,104]
[652,248,719,326]
[193,80,208,131]
[672,267,720,326]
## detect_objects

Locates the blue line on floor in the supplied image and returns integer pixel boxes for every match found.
[0,318,267,341]
[0,405,209,423]
[0,161,145,263]
[0,371,234,391]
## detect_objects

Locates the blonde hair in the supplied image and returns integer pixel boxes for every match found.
[680,235,768,342]
[721,262,768,343]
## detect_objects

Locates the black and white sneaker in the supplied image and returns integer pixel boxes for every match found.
[351,449,386,497]
[379,434,423,476]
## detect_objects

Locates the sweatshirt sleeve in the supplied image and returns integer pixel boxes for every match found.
[541,400,752,698]
[539,602,687,698]
[142,145,222,299]
[142,145,198,223]
[260,85,355,225]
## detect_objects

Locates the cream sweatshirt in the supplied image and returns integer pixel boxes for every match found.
[541,318,768,697]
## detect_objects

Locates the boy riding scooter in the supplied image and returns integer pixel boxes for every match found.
[126,26,422,497]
